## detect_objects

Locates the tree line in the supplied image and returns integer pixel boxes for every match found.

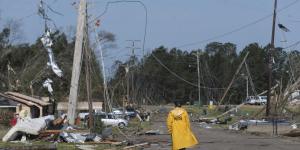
[1,26,300,106]
[109,42,300,105]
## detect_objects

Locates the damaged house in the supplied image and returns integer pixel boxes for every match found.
[0,92,53,118]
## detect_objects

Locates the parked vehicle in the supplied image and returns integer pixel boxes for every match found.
[110,108,137,119]
[85,112,128,128]
[245,96,267,105]
[125,108,137,118]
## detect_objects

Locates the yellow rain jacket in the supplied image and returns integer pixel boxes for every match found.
[167,107,198,150]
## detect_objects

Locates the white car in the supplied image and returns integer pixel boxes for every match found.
[245,96,267,105]
[94,113,128,128]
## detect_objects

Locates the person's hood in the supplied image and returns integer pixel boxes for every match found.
[172,108,184,117]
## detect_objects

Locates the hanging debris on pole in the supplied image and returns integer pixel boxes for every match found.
[41,30,63,77]
[278,23,290,32]
[43,78,53,95]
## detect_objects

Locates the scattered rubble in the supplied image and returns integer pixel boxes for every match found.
[2,115,54,142]
[282,129,300,137]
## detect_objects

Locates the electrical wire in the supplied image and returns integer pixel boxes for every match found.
[151,53,225,90]
[15,12,38,22]
[282,40,300,49]
[89,0,148,57]
[176,0,300,48]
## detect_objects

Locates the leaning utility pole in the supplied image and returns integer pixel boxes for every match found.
[67,0,87,125]
[266,0,277,117]
[218,52,249,105]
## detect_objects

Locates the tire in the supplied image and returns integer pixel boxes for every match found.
[118,122,126,129]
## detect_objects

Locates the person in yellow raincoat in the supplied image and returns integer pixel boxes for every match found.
[167,101,198,150]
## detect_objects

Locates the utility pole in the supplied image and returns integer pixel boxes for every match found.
[125,40,140,106]
[246,75,249,98]
[67,0,86,125]
[266,0,277,117]
[83,5,94,130]
[196,51,201,106]
[7,63,11,91]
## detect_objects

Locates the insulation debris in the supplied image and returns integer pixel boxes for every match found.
[41,30,63,77]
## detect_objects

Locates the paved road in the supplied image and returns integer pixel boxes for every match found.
[141,121,300,150]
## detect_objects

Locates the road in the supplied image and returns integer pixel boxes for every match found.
[140,120,300,150]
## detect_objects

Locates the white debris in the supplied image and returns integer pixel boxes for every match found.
[43,78,53,95]
[291,124,298,129]
[2,115,54,142]
[199,122,212,129]
[60,132,86,143]
[41,30,63,77]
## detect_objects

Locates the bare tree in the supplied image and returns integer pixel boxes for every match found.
[4,19,24,44]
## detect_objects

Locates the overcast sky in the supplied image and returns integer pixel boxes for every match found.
[1,0,300,75]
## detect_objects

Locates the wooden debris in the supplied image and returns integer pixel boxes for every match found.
[282,129,300,137]
[123,142,149,149]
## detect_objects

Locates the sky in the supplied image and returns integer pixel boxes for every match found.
[1,0,300,76]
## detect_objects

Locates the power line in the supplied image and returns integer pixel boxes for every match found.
[282,40,300,49]
[176,0,300,48]
[151,53,225,90]
[89,0,148,57]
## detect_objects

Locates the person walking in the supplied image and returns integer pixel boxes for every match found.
[167,101,198,150]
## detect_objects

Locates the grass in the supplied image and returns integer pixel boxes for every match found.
[0,141,115,150]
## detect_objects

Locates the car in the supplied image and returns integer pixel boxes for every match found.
[245,96,267,105]
[125,108,137,118]
[111,108,124,115]
[86,113,128,128]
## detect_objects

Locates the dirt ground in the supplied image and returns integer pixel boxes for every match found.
[137,112,300,150]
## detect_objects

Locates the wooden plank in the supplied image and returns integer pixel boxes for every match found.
[123,142,149,149]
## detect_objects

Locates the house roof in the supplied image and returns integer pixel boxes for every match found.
[0,92,51,107]
[0,93,35,106]
[5,92,50,106]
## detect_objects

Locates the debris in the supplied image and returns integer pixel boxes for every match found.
[43,78,53,95]
[145,129,161,135]
[60,132,87,143]
[229,122,240,131]
[101,127,112,139]
[93,135,102,142]
[291,124,298,129]
[278,23,290,32]
[2,115,54,142]
[136,113,143,122]
[199,122,212,129]
[41,30,63,77]
[282,129,300,137]
[20,135,27,143]
[123,142,149,149]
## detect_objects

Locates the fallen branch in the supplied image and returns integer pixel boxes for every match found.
[123,142,149,149]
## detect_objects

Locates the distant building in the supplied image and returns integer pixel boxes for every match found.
[57,101,103,113]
